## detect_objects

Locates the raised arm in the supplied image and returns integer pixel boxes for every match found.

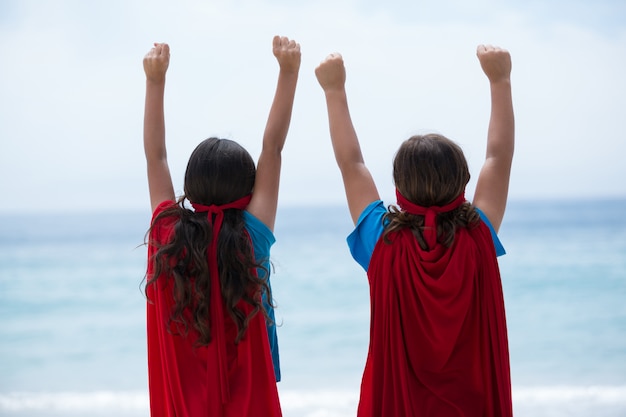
[143,43,175,212]
[247,36,300,231]
[472,44,514,233]
[315,53,380,225]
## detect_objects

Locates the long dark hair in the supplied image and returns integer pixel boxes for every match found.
[145,137,272,345]
[384,134,480,249]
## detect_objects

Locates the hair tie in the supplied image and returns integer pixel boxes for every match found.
[189,194,251,404]
[395,189,465,250]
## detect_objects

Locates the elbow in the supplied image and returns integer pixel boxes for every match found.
[261,141,285,157]
[336,157,365,177]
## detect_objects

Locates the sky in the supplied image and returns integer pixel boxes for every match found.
[0,0,625,213]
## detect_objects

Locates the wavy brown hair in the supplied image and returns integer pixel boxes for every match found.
[384,134,480,249]
[145,138,272,345]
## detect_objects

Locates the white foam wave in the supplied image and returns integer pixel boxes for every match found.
[1,386,625,415]
[513,385,626,403]
[0,391,148,412]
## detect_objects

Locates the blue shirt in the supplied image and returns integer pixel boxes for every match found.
[347,200,505,272]
[243,211,281,382]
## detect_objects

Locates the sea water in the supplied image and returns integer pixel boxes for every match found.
[1,199,625,417]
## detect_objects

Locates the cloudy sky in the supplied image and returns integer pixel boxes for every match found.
[1,0,625,213]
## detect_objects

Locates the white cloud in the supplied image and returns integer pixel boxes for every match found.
[0,0,625,213]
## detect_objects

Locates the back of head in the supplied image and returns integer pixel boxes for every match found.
[147,137,268,346]
[387,134,478,248]
[184,137,256,205]
[393,134,469,206]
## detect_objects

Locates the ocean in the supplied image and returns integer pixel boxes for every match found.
[1,199,625,417]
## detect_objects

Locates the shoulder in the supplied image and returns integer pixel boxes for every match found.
[150,200,178,228]
[243,211,276,250]
[347,200,387,271]
[474,207,506,257]
[151,200,177,219]
[149,200,178,241]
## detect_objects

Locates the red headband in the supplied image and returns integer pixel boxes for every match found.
[190,194,252,404]
[395,189,466,249]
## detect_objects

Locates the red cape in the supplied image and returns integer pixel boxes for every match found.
[146,205,281,417]
[358,221,512,417]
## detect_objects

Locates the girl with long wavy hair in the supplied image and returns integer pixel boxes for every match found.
[315,45,515,417]
[142,36,300,417]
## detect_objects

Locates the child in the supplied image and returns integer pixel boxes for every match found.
[142,35,300,417]
[315,45,514,417]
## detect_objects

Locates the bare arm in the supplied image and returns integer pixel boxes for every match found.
[143,43,175,212]
[315,53,380,225]
[247,36,300,231]
[472,44,515,233]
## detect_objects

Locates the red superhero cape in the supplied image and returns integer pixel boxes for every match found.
[357,221,512,417]
[146,201,281,417]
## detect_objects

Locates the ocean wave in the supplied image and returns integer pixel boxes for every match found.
[1,386,625,414]
[513,385,626,403]
[0,391,147,412]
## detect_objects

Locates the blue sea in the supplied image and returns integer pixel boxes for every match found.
[1,199,625,417]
